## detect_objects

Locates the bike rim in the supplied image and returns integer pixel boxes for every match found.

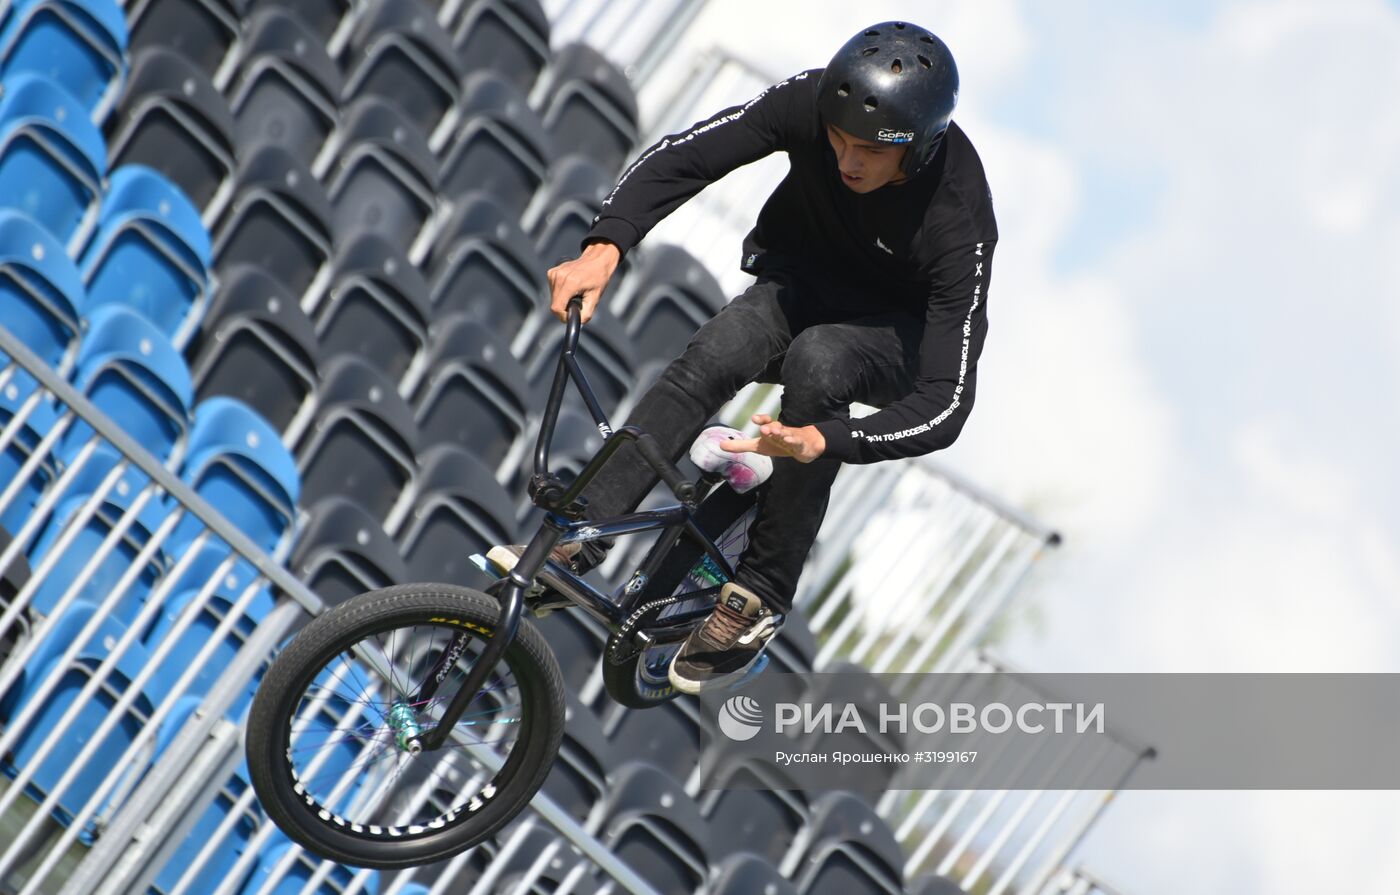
[280,620,530,840]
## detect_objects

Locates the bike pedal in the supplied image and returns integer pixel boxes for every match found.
[726,653,769,691]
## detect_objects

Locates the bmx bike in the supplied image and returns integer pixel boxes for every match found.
[245,297,768,868]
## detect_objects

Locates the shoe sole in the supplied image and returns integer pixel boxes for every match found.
[668,652,764,695]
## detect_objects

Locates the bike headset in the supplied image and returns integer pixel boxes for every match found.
[816,21,960,178]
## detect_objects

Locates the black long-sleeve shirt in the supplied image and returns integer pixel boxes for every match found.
[583,68,998,464]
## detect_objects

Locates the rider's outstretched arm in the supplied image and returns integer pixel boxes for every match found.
[814,238,997,464]
[584,70,821,256]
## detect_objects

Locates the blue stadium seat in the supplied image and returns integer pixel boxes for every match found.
[0,378,61,536]
[533,42,638,175]
[397,444,515,586]
[126,0,242,88]
[80,165,212,348]
[295,354,418,524]
[410,314,528,472]
[0,0,128,123]
[166,396,299,595]
[0,208,86,377]
[188,263,321,436]
[290,495,408,607]
[24,450,173,624]
[426,191,546,338]
[108,46,238,221]
[325,97,438,259]
[339,0,462,149]
[439,70,552,215]
[4,600,169,840]
[314,232,430,388]
[150,772,260,895]
[229,6,342,168]
[244,839,381,894]
[213,142,333,305]
[61,303,194,474]
[447,0,551,94]
[143,583,275,720]
[598,762,711,895]
[0,73,105,251]
[524,152,612,264]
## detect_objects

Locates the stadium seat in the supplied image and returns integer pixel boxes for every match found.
[242,0,358,48]
[290,495,408,607]
[438,70,552,216]
[126,0,243,89]
[616,243,727,365]
[24,449,173,624]
[107,46,237,222]
[533,43,638,176]
[150,773,260,894]
[244,839,381,894]
[0,527,33,668]
[396,444,514,585]
[61,304,193,472]
[698,761,812,869]
[80,165,212,348]
[477,819,593,894]
[446,0,550,94]
[142,583,275,720]
[538,690,615,828]
[531,610,603,694]
[767,607,820,674]
[707,853,800,895]
[228,6,343,168]
[0,73,105,251]
[0,208,86,376]
[324,97,438,259]
[786,791,906,895]
[908,874,969,895]
[0,382,61,537]
[4,600,168,840]
[426,191,546,338]
[510,405,602,512]
[295,354,418,524]
[212,142,334,305]
[312,231,430,389]
[524,152,612,264]
[166,395,299,590]
[603,697,704,789]
[410,314,528,472]
[0,0,128,124]
[339,0,461,149]
[598,761,711,895]
[187,263,321,437]
[523,302,634,419]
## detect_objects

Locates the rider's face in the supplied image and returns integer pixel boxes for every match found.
[826,124,910,193]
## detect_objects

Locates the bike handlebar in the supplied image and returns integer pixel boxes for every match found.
[533,295,697,509]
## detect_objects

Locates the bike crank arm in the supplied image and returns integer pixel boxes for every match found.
[415,578,526,752]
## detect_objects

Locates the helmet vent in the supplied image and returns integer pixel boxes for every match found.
[836,83,850,97]
[865,29,880,36]
[863,96,879,111]
[891,58,903,74]
[894,22,907,29]
[861,46,879,56]
[917,54,932,69]
[920,35,935,44]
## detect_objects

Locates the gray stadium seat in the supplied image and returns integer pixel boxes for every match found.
[533,42,638,175]
[290,495,409,607]
[396,444,517,586]
[127,0,244,87]
[526,153,613,264]
[439,70,553,215]
[446,0,550,93]
[618,243,728,365]
[426,191,547,337]
[598,762,711,895]
[787,790,906,895]
[707,853,800,895]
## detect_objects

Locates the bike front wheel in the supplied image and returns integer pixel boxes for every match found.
[245,584,565,868]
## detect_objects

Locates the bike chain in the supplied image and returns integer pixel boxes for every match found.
[605,592,689,665]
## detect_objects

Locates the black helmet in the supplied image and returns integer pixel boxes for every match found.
[817,22,959,177]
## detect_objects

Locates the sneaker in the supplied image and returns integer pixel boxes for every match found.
[668,581,782,695]
[485,542,582,616]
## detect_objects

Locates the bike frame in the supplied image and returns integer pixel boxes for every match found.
[417,298,733,750]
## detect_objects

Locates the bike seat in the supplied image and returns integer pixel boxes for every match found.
[689,425,772,493]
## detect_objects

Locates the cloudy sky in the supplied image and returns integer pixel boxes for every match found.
[615,1,1400,892]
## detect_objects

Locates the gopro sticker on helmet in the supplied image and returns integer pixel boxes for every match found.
[877,128,915,143]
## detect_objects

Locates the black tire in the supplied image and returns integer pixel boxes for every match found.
[246,584,566,869]
[602,483,757,708]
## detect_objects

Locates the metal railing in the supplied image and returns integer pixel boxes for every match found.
[0,324,661,895]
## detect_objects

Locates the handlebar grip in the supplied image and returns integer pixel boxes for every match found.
[635,433,697,504]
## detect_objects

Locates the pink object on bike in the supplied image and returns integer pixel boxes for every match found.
[688,425,773,493]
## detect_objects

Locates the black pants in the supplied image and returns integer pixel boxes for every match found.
[579,269,925,613]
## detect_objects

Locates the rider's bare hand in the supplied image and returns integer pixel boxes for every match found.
[719,413,827,463]
[548,240,621,323]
